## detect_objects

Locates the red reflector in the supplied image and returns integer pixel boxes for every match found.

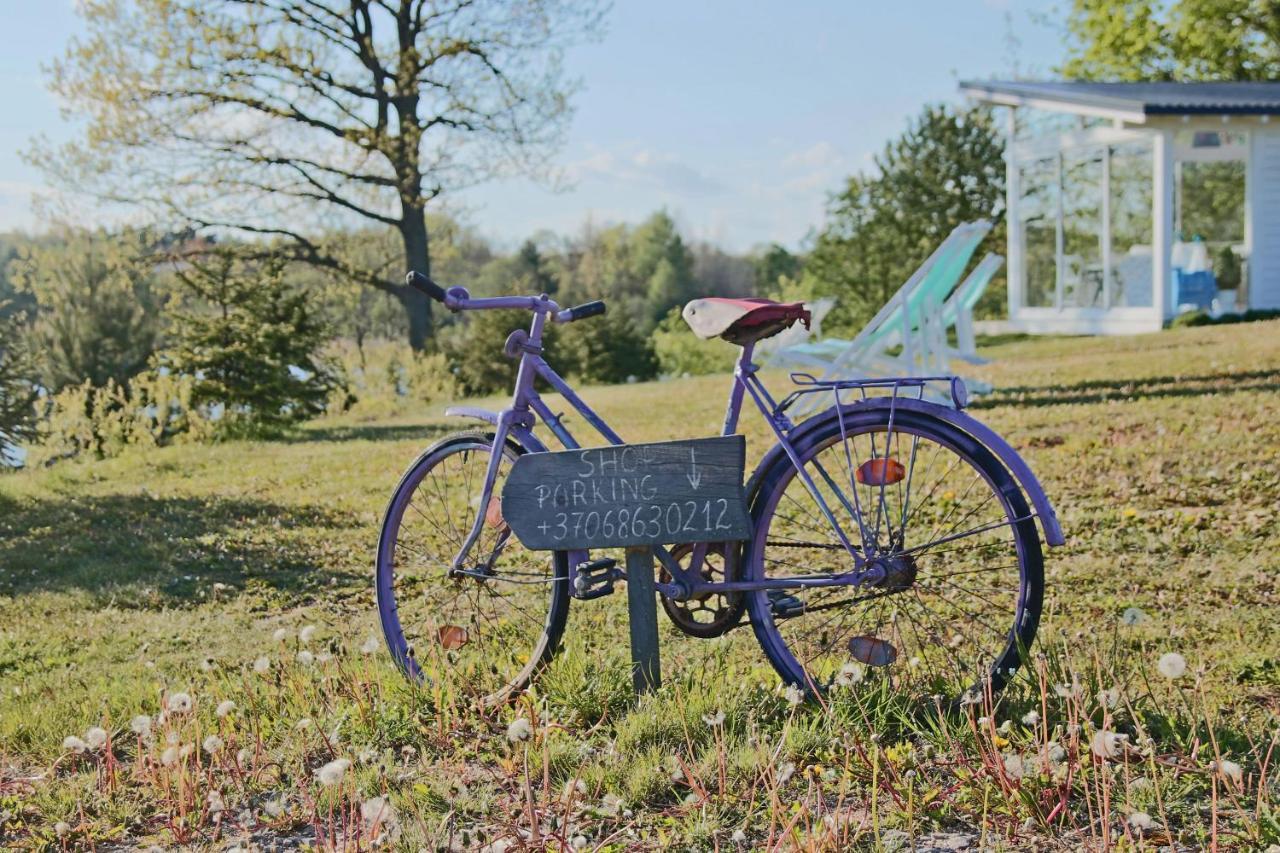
[856,458,905,486]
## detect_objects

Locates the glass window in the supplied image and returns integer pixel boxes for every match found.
[1018,157,1057,307]
[1062,148,1104,308]
[1109,141,1154,307]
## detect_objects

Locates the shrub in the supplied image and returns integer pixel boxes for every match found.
[162,251,344,433]
[327,339,459,419]
[559,309,658,385]
[651,306,736,377]
[28,372,214,465]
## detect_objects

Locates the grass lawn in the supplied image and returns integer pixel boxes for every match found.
[1,321,1278,850]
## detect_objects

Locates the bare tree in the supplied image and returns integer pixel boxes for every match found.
[32,0,605,349]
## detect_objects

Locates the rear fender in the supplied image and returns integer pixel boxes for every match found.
[749,398,1065,546]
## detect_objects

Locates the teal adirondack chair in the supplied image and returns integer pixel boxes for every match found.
[769,221,995,413]
[937,252,1003,365]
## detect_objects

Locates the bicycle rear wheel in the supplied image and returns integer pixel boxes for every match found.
[745,408,1043,705]
[376,431,569,706]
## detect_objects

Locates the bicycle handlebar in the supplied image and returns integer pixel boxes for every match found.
[405,271,448,303]
[404,271,606,324]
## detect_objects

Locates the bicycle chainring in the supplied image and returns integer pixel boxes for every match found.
[659,542,746,638]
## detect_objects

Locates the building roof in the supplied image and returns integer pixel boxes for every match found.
[959,80,1280,121]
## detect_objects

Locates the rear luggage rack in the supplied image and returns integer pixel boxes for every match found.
[777,373,970,413]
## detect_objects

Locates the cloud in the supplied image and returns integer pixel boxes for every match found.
[567,148,725,196]
[782,141,844,171]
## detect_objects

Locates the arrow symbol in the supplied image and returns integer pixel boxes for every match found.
[686,447,702,490]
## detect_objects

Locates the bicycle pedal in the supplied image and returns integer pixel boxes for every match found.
[573,558,620,600]
[768,590,805,618]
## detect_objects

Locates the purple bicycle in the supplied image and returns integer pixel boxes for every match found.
[377,273,1064,707]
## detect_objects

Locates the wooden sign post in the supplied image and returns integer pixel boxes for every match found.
[501,435,749,695]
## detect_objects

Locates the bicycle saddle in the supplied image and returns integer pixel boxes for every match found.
[682,297,811,345]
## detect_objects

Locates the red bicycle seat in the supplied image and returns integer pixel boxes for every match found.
[682,297,811,345]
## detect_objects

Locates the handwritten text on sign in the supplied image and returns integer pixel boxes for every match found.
[501,436,750,550]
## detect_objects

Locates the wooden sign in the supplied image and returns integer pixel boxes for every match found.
[501,435,750,551]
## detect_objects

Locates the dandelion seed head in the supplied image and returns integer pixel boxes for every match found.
[84,727,108,751]
[295,650,314,666]
[1128,811,1153,830]
[1022,710,1040,726]
[360,636,380,655]
[160,745,180,766]
[62,735,87,754]
[361,795,400,840]
[264,798,284,818]
[1002,753,1025,780]
[702,710,725,727]
[777,761,796,784]
[1157,652,1187,680]
[272,628,288,642]
[783,685,804,706]
[54,822,70,837]
[1090,729,1126,760]
[237,747,251,765]
[203,734,224,754]
[253,655,271,674]
[1211,759,1243,784]
[315,652,333,664]
[507,717,532,743]
[1121,607,1146,626]
[295,717,312,730]
[165,692,193,713]
[731,829,747,843]
[571,836,587,850]
[299,625,317,643]
[835,662,866,687]
[315,757,351,786]
[207,789,225,814]
[130,715,151,736]
[215,700,236,718]
[1098,687,1120,709]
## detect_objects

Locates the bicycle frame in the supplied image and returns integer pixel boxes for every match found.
[444,292,893,602]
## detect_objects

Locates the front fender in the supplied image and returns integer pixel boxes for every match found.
[444,405,549,453]
[749,398,1065,547]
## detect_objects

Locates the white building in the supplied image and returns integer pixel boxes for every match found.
[960,80,1280,334]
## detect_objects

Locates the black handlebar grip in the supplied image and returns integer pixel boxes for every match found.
[405,271,448,303]
[567,300,607,321]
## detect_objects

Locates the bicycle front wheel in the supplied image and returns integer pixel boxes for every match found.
[745,408,1043,705]
[376,431,570,706]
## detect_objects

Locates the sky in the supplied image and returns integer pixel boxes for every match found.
[0,0,1067,253]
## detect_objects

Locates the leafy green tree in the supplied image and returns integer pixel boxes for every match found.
[805,105,1005,336]
[163,251,343,431]
[36,0,604,351]
[632,212,697,325]
[10,230,160,392]
[753,244,803,297]
[1062,0,1280,80]
[0,309,39,461]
